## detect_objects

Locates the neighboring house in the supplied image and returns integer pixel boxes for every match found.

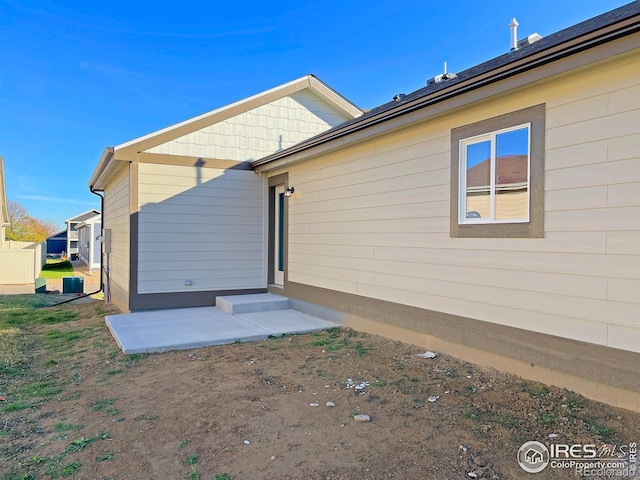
[46,230,67,257]
[65,210,100,260]
[89,75,363,311]
[77,213,101,271]
[90,4,640,409]
[0,157,8,248]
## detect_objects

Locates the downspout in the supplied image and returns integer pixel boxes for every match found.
[47,188,104,306]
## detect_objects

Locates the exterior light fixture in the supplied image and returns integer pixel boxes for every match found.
[284,186,295,197]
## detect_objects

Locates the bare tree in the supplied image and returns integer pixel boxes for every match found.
[5,200,59,242]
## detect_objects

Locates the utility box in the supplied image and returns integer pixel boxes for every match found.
[35,278,47,294]
[63,276,84,294]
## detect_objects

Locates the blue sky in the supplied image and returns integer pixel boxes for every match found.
[0,0,628,229]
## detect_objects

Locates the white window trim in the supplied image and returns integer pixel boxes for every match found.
[458,123,531,225]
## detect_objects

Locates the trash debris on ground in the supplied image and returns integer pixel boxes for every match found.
[427,395,440,402]
[416,351,437,359]
[344,378,370,395]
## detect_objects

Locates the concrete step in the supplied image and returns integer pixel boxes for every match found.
[215,293,290,314]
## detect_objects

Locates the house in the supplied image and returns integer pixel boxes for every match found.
[65,209,100,260]
[0,157,8,248]
[77,213,101,271]
[90,4,639,410]
[89,75,363,311]
[46,230,67,257]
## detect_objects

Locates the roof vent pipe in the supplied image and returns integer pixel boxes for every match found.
[509,18,519,51]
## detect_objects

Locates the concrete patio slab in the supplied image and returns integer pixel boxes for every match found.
[105,305,339,354]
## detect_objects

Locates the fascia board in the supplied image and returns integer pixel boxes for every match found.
[89,147,115,190]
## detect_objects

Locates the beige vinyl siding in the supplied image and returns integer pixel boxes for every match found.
[281,51,640,354]
[145,91,351,161]
[137,163,264,294]
[103,166,130,305]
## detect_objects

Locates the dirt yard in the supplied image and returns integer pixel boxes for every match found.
[1,297,639,479]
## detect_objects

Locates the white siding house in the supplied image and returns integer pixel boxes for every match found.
[65,209,100,260]
[77,212,101,271]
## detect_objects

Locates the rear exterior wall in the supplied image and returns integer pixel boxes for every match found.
[136,162,265,294]
[280,51,640,355]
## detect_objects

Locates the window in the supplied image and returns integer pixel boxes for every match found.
[450,104,545,238]
[460,124,530,224]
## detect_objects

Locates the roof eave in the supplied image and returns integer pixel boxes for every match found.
[252,8,639,171]
[89,147,115,191]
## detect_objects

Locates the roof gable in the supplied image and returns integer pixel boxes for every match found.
[467,155,528,188]
[47,230,67,240]
[66,209,100,223]
[144,89,356,162]
[90,75,362,189]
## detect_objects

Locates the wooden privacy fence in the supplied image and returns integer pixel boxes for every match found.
[0,241,47,284]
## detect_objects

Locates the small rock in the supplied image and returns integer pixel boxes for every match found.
[427,395,440,402]
[309,402,319,407]
[270,456,276,460]
[326,401,336,407]
[353,414,370,422]
[243,440,250,445]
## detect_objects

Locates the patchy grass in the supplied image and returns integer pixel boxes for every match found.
[91,398,116,411]
[0,326,29,367]
[39,261,74,279]
[53,423,84,432]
